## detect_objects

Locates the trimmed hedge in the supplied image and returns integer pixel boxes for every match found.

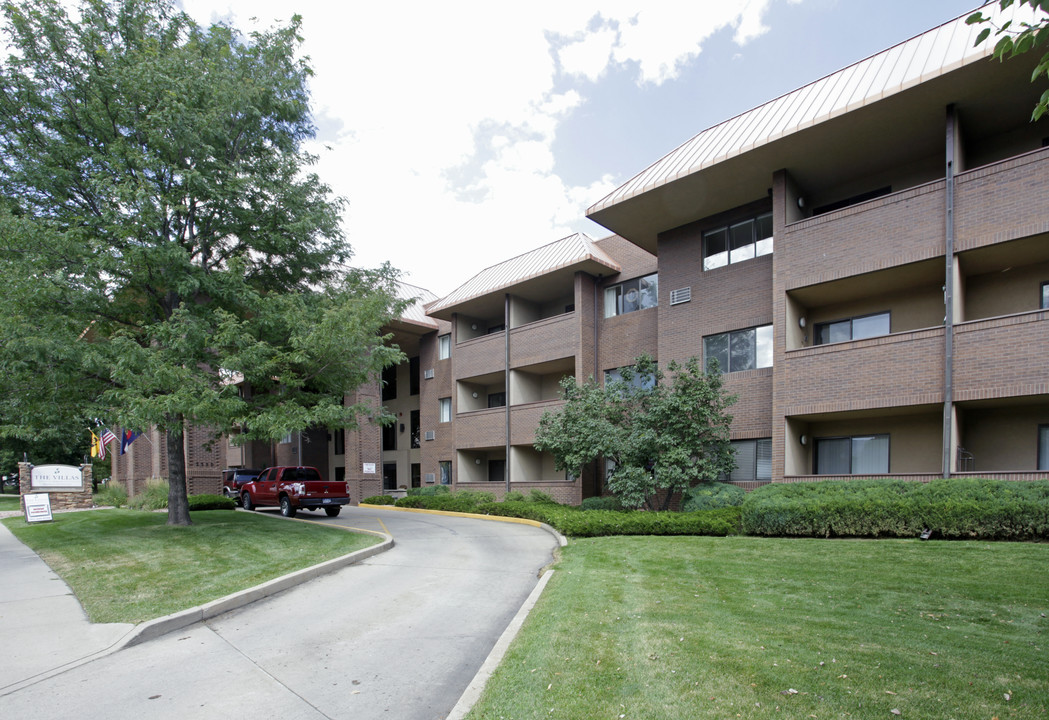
[188,494,236,511]
[394,489,496,513]
[360,495,395,505]
[681,482,745,512]
[579,495,626,511]
[475,501,741,537]
[406,485,451,497]
[742,477,1049,540]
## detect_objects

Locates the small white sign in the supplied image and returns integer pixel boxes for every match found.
[362,463,376,474]
[31,464,84,489]
[23,493,53,523]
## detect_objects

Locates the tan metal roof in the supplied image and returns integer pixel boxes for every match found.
[587,2,1035,218]
[426,233,621,319]
[396,282,439,330]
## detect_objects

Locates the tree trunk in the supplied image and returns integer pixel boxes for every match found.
[166,416,192,526]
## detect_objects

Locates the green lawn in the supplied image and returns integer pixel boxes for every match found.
[468,536,1049,720]
[0,494,20,510]
[2,509,380,623]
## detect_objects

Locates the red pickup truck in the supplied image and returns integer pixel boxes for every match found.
[240,466,349,518]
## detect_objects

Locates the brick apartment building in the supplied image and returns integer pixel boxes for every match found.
[114,5,1049,503]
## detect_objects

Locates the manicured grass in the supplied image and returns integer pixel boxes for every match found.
[0,494,21,510]
[2,509,380,623]
[468,536,1049,720]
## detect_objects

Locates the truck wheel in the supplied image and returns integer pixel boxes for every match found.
[280,496,297,518]
[324,507,341,517]
[242,492,253,511]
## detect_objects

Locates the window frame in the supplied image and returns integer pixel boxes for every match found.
[814,433,890,475]
[702,212,773,270]
[814,311,891,346]
[487,391,506,408]
[1039,424,1049,471]
[437,334,451,360]
[703,324,773,373]
[722,438,772,482]
[1041,282,1048,310]
[381,364,397,401]
[409,356,420,396]
[604,273,658,318]
[439,460,452,485]
[438,397,452,423]
[604,367,656,392]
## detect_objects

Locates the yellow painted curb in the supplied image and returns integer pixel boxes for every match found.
[361,503,567,546]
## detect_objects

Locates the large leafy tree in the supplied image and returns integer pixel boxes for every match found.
[968,0,1049,120]
[0,0,404,525]
[535,356,737,511]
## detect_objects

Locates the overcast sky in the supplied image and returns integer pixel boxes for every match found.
[178,0,984,297]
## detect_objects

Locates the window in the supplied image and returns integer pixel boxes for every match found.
[409,356,420,395]
[439,460,452,485]
[1039,425,1049,471]
[439,397,452,423]
[280,431,293,445]
[333,429,344,456]
[703,212,772,270]
[487,324,505,335]
[381,365,397,401]
[814,312,890,345]
[605,273,658,318]
[723,439,772,482]
[410,410,420,449]
[604,367,656,391]
[488,392,506,408]
[815,434,889,475]
[1041,282,1048,310]
[438,334,451,360]
[382,422,396,451]
[488,459,505,483]
[704,325,773,373]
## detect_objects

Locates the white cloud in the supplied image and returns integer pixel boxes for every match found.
[176,0,781,295]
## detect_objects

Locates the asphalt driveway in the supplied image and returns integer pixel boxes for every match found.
[0,506,559,720]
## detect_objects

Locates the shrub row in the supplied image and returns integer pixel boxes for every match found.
[406,485,450,497]
[742,477,1049,540]
[681,482,745,512]
[395,489,496,513]
[475,501,741,538]
[187,494,236,511]
[360,495,395,505]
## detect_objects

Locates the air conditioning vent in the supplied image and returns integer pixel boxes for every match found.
[424,430,436,441]
[424,472,436,483]
[670,287,692,305]
[423,368,435,379]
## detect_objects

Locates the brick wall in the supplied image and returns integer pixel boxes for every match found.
[955,147,1049,252]
[953,311,1049,401]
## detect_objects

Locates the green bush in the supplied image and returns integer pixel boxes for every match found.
[360,495,395,505]
[94,483,128,508]
[742,477,1049,540]
[527,489,558,504]
[682,482,745,512]
[127,477,170,511]
[406,485,451,497]
[395,489,496,513]
[579,495,626,511]
[188,494,235,511]
[475,501,741,537]
[394,495,423,507]
[503,490,526,502]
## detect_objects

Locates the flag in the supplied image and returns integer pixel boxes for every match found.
[120,429,141,455]
[90,430,101,459]
[101,428,117,447]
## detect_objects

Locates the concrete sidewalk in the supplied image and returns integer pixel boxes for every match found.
[0,520,135,690]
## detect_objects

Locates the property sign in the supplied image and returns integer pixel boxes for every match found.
[362,463,376,474]
[23,493,53,523]
[31,464,84,489]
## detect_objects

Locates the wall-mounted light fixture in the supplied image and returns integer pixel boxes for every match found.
[797,197,806,209]
[798,317,807,328]
[475,458,481,465]
[800,434,808,446]
[471,391,478,398]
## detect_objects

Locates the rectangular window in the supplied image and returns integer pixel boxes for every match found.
[333,429,344,456]
[381,365,397,401]
[815,311,890,345]
[439,397,452,423]
[439,460,452,485]
[438,334,451,360]
[382,422,396,451]
[1041,282,1048,310]
[409,356,420,396]
[724,439,772,482]
[604,273,658,318]
[487,324,505,335]
[703,325,773,373]
[1039,425,1049,471]
[410,410,420,449]
[815,434,889,475]
[488,459,506,483]
[703,212,772,270]
[604,367,656,391]
[488,392,506,408]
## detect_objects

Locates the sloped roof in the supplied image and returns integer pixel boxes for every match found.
[587,2,1043,249]
[426,233,621,319]
[394,281,439,330]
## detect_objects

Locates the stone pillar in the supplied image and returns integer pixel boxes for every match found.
[18,462,95,513]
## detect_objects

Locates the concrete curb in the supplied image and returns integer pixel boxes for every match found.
[116,531,394,649]
[446,569,555,720]
[362,503,569,547]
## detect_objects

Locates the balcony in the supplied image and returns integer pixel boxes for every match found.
[953,310,1049,402]
[955,146,1049,253]
[510,313,576,368]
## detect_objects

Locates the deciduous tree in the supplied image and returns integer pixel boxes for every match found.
[0,0,404,524]
[535,355,737,511]
[968,0,1049,120]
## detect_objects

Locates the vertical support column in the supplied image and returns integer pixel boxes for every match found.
[942,105,957,479]
[504,292,511,492]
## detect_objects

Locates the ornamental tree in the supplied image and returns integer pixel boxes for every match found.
[535,355,737,511]
[0,0,404,525]
[968,0,1049,120]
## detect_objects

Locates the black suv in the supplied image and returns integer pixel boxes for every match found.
[221,468,261,504]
